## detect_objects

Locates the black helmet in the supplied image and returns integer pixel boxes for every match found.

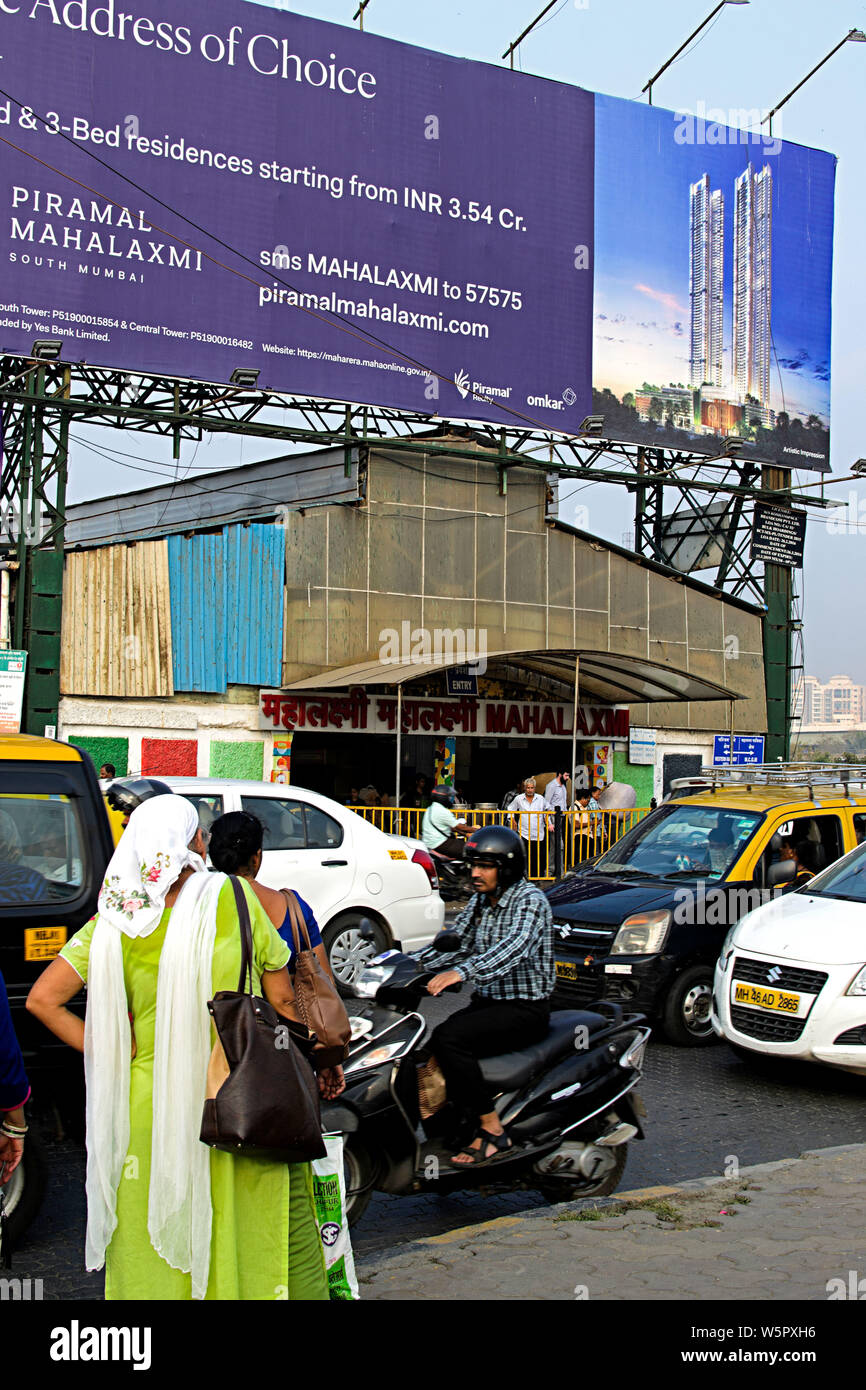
[430,784,456,807]
[106,777,174,817]
[463,825,526,888]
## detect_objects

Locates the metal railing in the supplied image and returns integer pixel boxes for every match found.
[348,805,653,881]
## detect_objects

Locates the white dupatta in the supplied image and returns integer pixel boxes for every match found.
[84,795,227,1298]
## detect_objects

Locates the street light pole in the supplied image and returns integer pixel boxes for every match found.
[642,0,749,106]
[763,29,866,136]
[502,0,562,69]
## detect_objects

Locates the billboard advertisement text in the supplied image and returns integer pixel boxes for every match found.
[0,1,834,465]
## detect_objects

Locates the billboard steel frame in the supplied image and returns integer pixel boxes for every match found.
[0,353,833,749]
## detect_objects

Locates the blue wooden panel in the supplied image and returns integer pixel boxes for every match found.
[226,524,285,688]
[167,532,227,693]
[168,524,284,693]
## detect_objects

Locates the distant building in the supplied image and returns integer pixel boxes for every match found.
[794,674,866,728]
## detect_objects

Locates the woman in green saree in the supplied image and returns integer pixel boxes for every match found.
[27,794,338,1300]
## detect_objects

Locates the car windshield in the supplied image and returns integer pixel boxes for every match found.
[593,803,762,880]
[0,791,86,904]
[804,841,866,902]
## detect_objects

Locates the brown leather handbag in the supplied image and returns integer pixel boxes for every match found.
[281,889,351,1069]
[200,876,326,1163]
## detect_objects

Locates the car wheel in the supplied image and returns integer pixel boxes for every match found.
[2,1125,47,1250]
[322,913,390,996]
[661,965,717,1046]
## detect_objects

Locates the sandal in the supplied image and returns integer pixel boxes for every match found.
[449,1127,513,1168]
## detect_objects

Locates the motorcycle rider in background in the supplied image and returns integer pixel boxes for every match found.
[425,826,555,1167]
[421,785,468,859]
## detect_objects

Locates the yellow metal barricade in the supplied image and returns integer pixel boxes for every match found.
[348,803,652,881]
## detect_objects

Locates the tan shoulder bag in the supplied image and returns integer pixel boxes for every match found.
[282,889,351,1069]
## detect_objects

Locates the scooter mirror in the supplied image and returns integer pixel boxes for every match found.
[432,929,462,952]
[358,917,377,941]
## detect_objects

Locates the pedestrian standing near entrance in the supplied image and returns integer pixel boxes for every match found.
[1,967,30,1186]
[507,778,554,879]
[546,771,570,870]
[25,795,329,1301]
[575,789,603,862]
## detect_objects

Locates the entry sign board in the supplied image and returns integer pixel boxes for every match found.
[0,650,27,734]
[751,505,807,568]
[713,735,766,767]
[446,667,478,697]
[0,0,835,464]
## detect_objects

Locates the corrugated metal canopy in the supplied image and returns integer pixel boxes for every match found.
[283,648,738,704]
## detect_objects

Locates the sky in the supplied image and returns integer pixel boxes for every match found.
[61,0,866,685]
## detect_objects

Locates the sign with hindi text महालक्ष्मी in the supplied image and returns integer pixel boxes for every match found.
[0,1,835,464]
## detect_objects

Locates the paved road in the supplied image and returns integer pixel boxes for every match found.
[11,1003,866,1295]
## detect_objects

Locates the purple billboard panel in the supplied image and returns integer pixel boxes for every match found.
[0,0,594,432]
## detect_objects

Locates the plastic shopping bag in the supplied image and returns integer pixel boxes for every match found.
[312,1133,360,1301]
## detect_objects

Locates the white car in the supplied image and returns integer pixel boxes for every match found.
[159,778,444,986]
[713,839,866,1074]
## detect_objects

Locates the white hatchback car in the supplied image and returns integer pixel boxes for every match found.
[159,778,444,986]
[713,839,866,1074]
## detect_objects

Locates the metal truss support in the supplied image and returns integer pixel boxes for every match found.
[0,354,833,739]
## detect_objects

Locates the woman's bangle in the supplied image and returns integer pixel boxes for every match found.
[1,1122,27,1138]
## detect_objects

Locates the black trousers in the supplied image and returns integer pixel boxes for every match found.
[430,993,551,1116]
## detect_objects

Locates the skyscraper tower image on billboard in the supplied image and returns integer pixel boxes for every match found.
[689,174,724,390]
[591,95,832,469]
[734,164,773,416]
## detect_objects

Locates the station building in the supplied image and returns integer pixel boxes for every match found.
[57,438,768,805]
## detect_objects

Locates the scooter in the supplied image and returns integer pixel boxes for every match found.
[320,930,650,1226]
[427,846,473,901]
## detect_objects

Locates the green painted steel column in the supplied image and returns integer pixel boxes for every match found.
[761,466,793,762]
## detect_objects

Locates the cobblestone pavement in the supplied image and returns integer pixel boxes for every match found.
[12,1019,866,1297]
[362,1144,866,1301]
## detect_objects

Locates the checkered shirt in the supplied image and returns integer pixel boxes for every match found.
[433,877,555,1000]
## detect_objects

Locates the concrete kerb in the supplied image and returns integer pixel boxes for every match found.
[356,1142,866,1259]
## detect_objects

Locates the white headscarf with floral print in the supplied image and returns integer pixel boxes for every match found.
[98,795,205,936]
[85,793,221,1294]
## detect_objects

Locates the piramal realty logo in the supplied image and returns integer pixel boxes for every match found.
[379,621,488,674]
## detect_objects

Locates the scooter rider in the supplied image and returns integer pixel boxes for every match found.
[421,784,468,859]
[425,825,555,1167]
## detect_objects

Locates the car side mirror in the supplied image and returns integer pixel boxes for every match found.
[767,860,796,889]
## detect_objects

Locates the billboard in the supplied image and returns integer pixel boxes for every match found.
[0,1,834,466]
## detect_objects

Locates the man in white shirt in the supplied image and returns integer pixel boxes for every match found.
[422,786,468,857]
[507,778,553,876]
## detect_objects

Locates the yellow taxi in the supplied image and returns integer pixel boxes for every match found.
[0,734,115,1243]
[0,733,114,1052]
[547,765,866,1045]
